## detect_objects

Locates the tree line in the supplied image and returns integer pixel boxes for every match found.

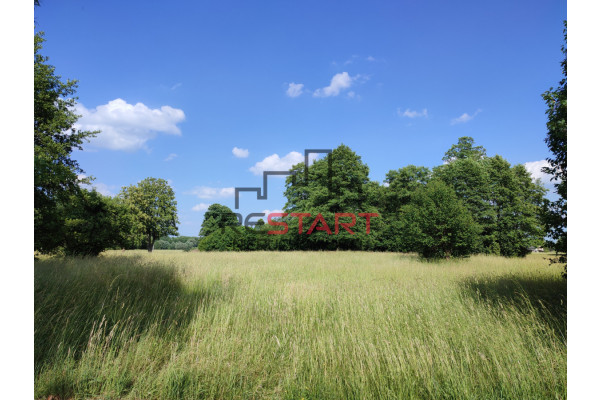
[154,236,199,251]
[198,140,547,258]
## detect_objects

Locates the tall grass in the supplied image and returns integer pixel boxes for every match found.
[35,251,566,399]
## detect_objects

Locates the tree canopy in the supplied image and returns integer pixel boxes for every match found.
[118,178,179,252]
[442,136,487,163]
[199,204,240,237]
[60,190,129,256]
[284,144,370,214]
[399,180,479,259]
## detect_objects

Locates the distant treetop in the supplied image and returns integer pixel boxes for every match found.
[442,137,487,162]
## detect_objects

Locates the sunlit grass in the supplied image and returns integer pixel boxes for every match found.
[35,251,566,399]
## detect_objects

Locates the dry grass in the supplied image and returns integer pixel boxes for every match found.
[35,251,566,399]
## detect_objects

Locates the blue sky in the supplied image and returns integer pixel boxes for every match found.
[35,0,566,236]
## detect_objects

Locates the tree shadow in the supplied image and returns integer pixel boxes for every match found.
[34,255,231,372]
[461,273,566,339]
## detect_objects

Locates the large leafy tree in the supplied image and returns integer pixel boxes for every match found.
[118,178,179,252]
[399,180,479,259]
[434,138,546,256]
[542,21,567,267]
[433,157,492,253]
[284,144,371,214]
[34,32,98,252]
[487,156,546,256]
[283,144,383,250]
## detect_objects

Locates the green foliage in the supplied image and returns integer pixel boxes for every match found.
[434,138,546,257]
[433,157,493,253]
[399,180,479,258]
[542,21,567,275]
[154,236,200,251]
[279,144,381,251]
[198,226,250,251]
[198,222,282,251]
[491,158,545,255]
[34,32,98,253]
[375,166,430,252]
[199,204,239,237]
[442,136,487,162]
[118,178,179,252]
[383,165,431,215]
[279,210,383,251]
[196,141,547,258]
[60,190,129,256]
[488,158,546,257]
[284,144,370,214]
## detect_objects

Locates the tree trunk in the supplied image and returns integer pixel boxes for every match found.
[147,235,154,252]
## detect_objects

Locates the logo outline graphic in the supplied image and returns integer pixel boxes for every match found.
[234,148,333,211]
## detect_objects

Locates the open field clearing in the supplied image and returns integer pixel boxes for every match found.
[34,251,566,399]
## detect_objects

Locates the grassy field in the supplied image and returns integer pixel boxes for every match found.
[34,251,566,399]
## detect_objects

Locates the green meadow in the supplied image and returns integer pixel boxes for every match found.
[34,251,566,399]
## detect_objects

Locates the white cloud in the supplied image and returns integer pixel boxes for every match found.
[171,82,182,90]
[398,108,428,118]
[164,153,178,162]
[187,186,235,199]
[232,147,249,158]
[74,98,185,151]
[366,56,376,62]
[261,209,284,217]
[286,83,304,98]
[524,160,556,186]
[92,183,115,196]
[77,174,115,196]
[313,72,355,98]
[250,151,315,175]
[192,203,211,212]
[451,109,481,125]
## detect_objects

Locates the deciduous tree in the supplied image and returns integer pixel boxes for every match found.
[399,180,479,259]
[542,21,567,274]
[61,190,128,256]
[199,204,239,237]
[119,178,179,252]
[34,32,97,253]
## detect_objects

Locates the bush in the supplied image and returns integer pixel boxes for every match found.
[198,226,249,251]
